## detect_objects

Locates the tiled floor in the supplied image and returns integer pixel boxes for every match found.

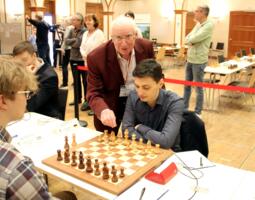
[60,60,255,172]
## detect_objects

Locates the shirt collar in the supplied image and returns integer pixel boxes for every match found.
[0,127,12,143]
[117,49,135,61]
[155,89,164,106]
[34,58,44,73]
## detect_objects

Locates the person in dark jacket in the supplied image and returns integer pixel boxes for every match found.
[26,13,51,65]
[13,41,61,119]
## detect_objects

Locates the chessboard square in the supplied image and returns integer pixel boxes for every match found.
[90,142,99,146]
[114,159,123,165]
[90,152,101,158]
[120,162,132,168]
[125,168,135,175]
[135,160,147,167]
[104,156,117,163]
[77,147,86,151]
[126,153,135,157]
[128,158,138,163]
[116,145,126,150]
[133,155,144,160]
[117,150,128,155]
[90,146,101,151]
[146,154,157,159]
[119,156,130,162]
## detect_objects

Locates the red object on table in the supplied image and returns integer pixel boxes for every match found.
[145,162,177,184]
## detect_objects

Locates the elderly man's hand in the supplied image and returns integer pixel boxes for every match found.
[100,109,117,128]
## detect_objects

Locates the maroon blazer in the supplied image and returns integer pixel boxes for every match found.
[87,38,154,132]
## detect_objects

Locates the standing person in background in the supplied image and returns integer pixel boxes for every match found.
[86,16,154,134]
[26,13,51,65]
[124,11,143,38]
[28,27,37,53]
[183,5,213,117]
[60,17,73,88]
[66,13,88,112]
[80,14,105,114]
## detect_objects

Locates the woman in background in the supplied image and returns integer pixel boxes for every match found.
[80,14,105,114]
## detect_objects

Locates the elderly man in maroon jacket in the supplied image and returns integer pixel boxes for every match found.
[87,16,154,133]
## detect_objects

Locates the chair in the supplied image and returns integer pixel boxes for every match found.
[156,47,168,69]
[179,111,209,157]
[209,42,224,58]
[250,47,255,55]
[172,47,186,67]
[227,69,255,104]
[241,49,247,56]
[217,55,225,63]
[235,51,241,58]
[58,88,68,120]
[216,42,224,50]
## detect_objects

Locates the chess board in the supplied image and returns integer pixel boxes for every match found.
[42,136,172,195]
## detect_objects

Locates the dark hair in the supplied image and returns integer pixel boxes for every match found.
[84,14,99,28]
[133,59,164,82]
[13,41,35,56]
[125,11,135,19]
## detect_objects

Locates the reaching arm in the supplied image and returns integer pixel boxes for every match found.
[122,94,144,140]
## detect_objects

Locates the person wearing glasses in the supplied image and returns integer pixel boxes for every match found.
[0,59,54,199]
[86,16,154,134]
[13,41,61,119]
[0,59,77,200]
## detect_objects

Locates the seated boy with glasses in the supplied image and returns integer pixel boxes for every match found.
[122,59,184,150]
[0,59,55,199]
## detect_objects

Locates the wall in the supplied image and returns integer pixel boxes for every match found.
[113,0,175,43]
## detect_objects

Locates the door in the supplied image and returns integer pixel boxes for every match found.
[228,11,255,58]
[86,3,104,31]
[185,12,196,36]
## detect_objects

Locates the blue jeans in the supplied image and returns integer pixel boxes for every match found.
[183,62,206,114]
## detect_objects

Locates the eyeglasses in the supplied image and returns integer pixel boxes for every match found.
[17,91,34,100]
[112,33,135,42]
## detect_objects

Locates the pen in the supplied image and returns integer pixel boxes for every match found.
[139,187,146,200]
[157,189,169,200]
[200,157,203,167]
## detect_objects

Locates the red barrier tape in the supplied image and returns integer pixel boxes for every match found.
[164,78,255,94]
[77,66,255,94]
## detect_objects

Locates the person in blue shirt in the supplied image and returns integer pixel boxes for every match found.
[122,59,184,150]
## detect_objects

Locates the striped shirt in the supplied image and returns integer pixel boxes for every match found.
[0,128,54,199]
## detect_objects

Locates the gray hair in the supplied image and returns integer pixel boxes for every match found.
[111,15,137,33]
[72,12,84,24]
[198,5,210,16]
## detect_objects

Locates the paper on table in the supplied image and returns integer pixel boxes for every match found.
[115,179,168,200]
[174,151,215,170]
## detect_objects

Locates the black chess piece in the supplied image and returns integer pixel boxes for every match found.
[86,156,93,173]
[57,149,63,161]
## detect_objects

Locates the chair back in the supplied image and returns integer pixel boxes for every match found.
[241,49,247,56]
[156,47,166,61]
[216,42,224,50]
[235,51,241,58]
[217,55,225,63]
[180,111,209,157]
[58,88,68,120]
[250,47,255,55]
[248,70,255,88]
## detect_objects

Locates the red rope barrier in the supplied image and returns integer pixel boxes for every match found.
[76,66,255,94]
